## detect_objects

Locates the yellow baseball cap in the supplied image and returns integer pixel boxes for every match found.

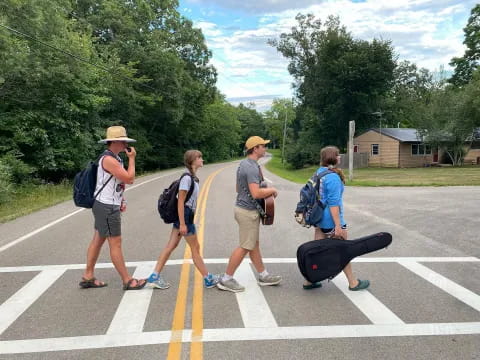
[245,136,270,150]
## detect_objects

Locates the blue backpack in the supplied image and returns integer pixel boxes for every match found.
[73,151,115,208]
[294,170,332,227]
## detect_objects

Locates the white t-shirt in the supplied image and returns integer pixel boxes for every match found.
[178,172,199,211]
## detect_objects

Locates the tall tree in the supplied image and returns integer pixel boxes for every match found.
[263,98,295,152]
[449,4,480,86]
[382,60,437,128]
[270,14,395,166]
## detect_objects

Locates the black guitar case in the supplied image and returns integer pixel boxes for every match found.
[297,232,392,283]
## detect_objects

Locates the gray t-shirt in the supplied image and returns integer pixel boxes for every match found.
[236,158,262,210]
[178,172,199,211]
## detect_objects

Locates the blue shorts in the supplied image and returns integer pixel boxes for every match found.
[321,224,347,236]
[173,206,196,236]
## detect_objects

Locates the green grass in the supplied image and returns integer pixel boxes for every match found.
[265,149,480,186]
[0,156,245,224]
[0,181,72,223]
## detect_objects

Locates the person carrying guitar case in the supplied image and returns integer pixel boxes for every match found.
[302,146,370,291]
[217,136,282,293]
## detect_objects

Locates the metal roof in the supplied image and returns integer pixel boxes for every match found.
[370,128,423,143]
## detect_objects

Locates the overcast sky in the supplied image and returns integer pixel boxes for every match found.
[179,0,476,111]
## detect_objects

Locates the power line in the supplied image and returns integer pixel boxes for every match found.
[0,22,157,92]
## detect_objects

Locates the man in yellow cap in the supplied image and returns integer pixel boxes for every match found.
[217,136,282,292]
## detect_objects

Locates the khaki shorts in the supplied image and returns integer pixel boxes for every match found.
[234,206,260,250]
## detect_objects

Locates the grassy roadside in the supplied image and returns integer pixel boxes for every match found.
[265,149,480,186]
[0,156,243,224]
[0,182,72,223]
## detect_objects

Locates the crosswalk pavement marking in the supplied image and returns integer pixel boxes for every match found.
[107,264,153,334]
[0,257,479,355]
[398,259,480,312]
[235,262,278,328]
[0,269,66,335]
[2,323,480,354]
[332,276,404,324]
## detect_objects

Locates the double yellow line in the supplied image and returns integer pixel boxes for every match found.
[167,166,226,360]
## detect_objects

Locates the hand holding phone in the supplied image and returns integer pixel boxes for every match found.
[125,146,136,157]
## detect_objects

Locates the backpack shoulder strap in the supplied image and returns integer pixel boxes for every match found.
[179,173,196,203]
[93,151,118,199]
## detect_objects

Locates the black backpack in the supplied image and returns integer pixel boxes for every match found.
[73,151,115,208]
[157,173,195,224]
[294,170,332,227]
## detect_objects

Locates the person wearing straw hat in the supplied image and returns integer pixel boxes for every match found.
[79,126,147,290]
[217,136,282,292]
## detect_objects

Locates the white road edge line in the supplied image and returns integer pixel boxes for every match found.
[398,260,480,312]
[332,276,404,324]
[2,323,480,354]
[235,262,278,328]
[107,264,153,334]
[0,269,66,335]
[0,257,478,272]
[0,171,182,254]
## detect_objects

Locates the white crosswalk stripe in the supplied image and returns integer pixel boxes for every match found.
[0,257,479,355]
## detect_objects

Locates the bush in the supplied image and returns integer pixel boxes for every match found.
[1,154,34,184]
[285,142,320,169]
[0,160,14,204]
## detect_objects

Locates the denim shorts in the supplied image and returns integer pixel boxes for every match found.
[173,206,196,236]
[321,224,347,236]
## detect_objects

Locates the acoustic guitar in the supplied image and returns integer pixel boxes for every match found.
[258,180,274,225]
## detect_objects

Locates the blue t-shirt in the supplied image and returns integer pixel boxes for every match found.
[316,167,346,229]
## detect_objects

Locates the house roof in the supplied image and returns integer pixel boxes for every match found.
[369,128,423,143]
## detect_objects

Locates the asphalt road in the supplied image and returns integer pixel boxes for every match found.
[0,157,479,360]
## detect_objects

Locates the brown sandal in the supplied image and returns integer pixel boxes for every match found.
[123,278,147,290]
[79,277,107,289]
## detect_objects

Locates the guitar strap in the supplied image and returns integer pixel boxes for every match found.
[237,165,267,218]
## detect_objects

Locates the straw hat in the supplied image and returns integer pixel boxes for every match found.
[98,126,136,144]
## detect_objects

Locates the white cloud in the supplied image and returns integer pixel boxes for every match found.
[192,0,477,109]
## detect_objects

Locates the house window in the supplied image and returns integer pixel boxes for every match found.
[354,145,359,153]
[371,144,379,155]
[412,144,431,155]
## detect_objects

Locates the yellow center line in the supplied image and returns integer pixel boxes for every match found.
[190,167,224,359]
[167,166,228,360]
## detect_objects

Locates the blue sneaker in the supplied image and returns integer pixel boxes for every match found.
[147,273,170,289]
[204,273,220,288]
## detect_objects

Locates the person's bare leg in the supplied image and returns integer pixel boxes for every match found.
[225,247,249,276]
[339,230,359,288]
[185,234,208,277]
[153,228,182,273]
[83,230,107,285]
[249,241,265,273]
[107,235,132,284]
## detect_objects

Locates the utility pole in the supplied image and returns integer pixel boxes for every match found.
[348,120,355,182]
[281,101,288,164]
[372,111,383,167]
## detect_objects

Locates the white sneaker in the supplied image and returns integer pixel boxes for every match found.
[217,277,245,292]
[258,274,282,286]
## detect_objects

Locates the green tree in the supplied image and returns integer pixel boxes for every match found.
[263,98,295,160]
[449,4,480,86]
[236,103,268,146]
[418,72,480,166]
[270,14,395,166]
[382,60,437,128]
